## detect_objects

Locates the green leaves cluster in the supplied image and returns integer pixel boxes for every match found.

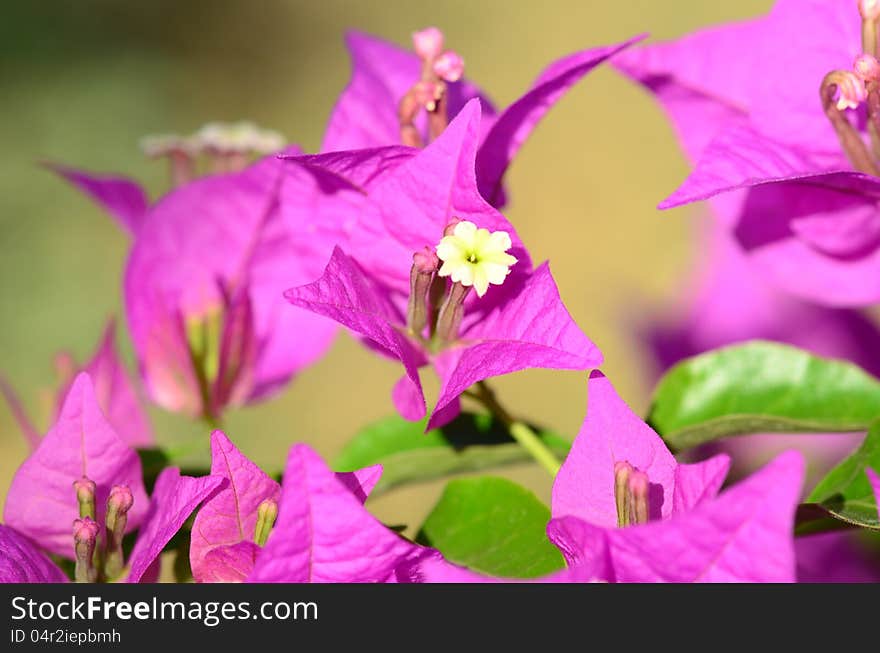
[647,341,880,531]
[334,412,569,578]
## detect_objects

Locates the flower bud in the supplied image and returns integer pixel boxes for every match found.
[407,247,440,337]
[73,476,97,520]
[614,462,651,527]
[627,470,650,526]
[73,517,99,583]
[413,27,444,61]
[855,53,880,82]
[433,51,465,83]
[860,0,880,21]
[613,461,633,527]
[104,485,134,580]
[254,498,279,547]
[443,218,463,237]
[434,281,471,345]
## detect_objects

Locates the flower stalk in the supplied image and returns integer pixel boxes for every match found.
[466,380,561,477]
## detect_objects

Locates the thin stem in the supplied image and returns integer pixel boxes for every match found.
[864,18,878,58]
[867,82,880,161]
[467,381,561,477]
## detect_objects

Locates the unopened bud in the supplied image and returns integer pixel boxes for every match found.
[73,477,97,520]
[434,281,470,345]
[254,498,279,547]
[73,517,99,583]
[433,51,464,83]
[443,218,463,237]
[856,54,880,82]
[107,485,134,514]
[627,470,650,526]
[613,461,633,528]
[413,27,444,61]
[104,485,134,580]
[413,246,440,274]
[407,247,440,338]
[861,0,880,21]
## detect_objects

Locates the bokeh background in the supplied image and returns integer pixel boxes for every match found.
[0,0,773,533]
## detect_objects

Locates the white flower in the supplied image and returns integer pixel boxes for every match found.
[435,221,517,297]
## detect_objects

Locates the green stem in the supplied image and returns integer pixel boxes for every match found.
[467,381,561,477]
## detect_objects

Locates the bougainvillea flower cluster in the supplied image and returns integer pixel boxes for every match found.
[2,12,879,586]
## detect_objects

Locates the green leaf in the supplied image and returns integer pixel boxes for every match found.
[800,422,880,531]
[333,412,571,496]
[416,476,564,578]
[647,341,880,450]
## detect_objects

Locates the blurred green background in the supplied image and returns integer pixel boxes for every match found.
[0,1,772,532]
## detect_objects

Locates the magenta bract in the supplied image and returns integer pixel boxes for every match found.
[616,0,880,306]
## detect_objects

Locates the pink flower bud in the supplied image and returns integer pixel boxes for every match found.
[413,246,440,274]
[104,485,134,581]
[413,27,444,61]
[72,517,99,543]
[433,51,465,83]
[861,0,880,21]
[107,485,134,514]
[73,477,96,503]
[72,517,99,583]
[73,476,97,520]
[627,470,649,498]
[443,217,463,237]
[627,470,650,526]
[855,54,880,82]
[834,71,868,111]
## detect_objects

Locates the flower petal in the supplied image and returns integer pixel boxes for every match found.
[548,451,805,582]
[127,468,225,583]
[551,370,675,527]
[4,373,148,558]
[430,264,602,430]
[46,163,149,236]
[0,525,68,583]
[247,445,421,582]
[190,431,281,583]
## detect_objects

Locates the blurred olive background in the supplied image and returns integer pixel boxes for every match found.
[0,1,772,533]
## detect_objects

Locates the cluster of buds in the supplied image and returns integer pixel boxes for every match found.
[613,461,650,528]
[399,27,466,147]
[71,476,135,583]
[140,121,285,187]
[405,219,517,349]
[818,5,880,176]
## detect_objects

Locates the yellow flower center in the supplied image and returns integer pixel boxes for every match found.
[435,220,517,297]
